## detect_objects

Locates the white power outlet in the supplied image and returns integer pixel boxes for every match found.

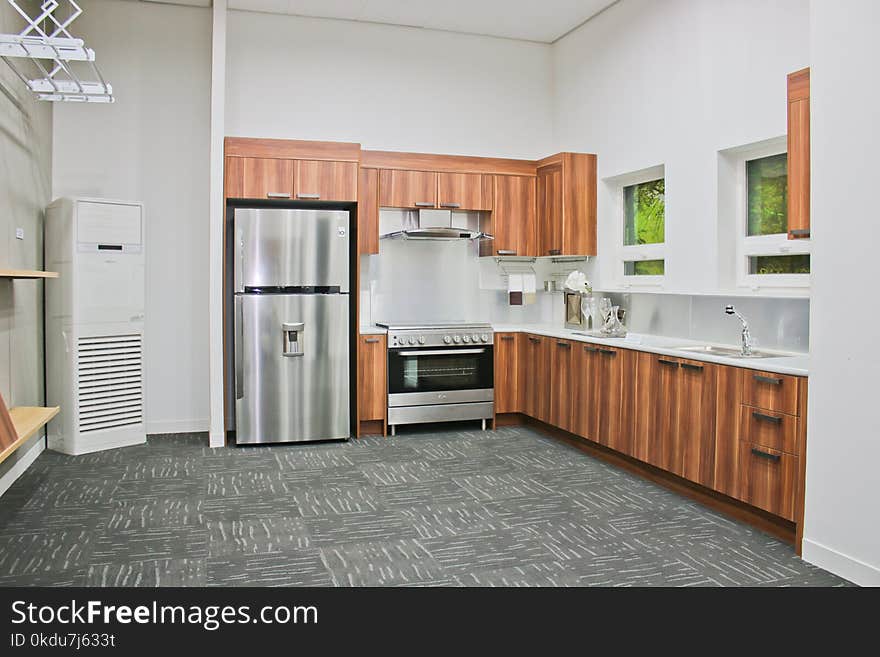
[15,227,24,240]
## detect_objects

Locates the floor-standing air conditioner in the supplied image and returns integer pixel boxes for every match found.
[45,198,146,454]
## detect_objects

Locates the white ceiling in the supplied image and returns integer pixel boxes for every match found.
[138,0,618,43]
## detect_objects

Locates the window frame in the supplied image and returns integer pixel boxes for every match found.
[616,168,666,287]
[736,147,811,290]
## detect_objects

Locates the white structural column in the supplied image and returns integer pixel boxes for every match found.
[207,0,227,448]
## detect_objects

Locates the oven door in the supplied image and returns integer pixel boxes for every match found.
[387,346,494,407]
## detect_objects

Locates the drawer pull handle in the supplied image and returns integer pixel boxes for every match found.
[548,249,562,256]
[364,337,381,344]
[496,249,517,256]
[658,359,680,368]
[528,337,541,343]
[751,448,781,462]
[266,192,291,199]
[414,202,434,208]
[754,374,783,385]
[681,362,703,371]
[440,202,461,209]
[584,346,599,353]
[500,335,515,341]
[753,411,782,424]
[599,349,617,356]
[296,193,321,200]
[556,341,571,348]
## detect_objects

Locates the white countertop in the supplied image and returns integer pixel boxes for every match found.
[360,322,808,375]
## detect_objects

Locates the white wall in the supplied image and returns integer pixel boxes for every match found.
[803,0,880,586]
[553,0,810,292]
[225,10,553,158]
[52,0,212,433]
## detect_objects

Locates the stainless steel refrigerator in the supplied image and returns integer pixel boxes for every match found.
[233,207,350,444]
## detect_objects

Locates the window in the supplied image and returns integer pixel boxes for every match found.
[739,152,810,288]
[620,174,665,282]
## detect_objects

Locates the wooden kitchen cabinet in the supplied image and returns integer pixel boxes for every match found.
[224,156,244,198]
[378,169,437,208]
[294,160,358,201]
[241,157,294,199]
[787,68,810,239]
[742,369,799,416]
[634,354,682,474]
[713,366,743,499]
[358,168,379,255]
[739,442,799,521]
[549,339,576,433]
[488,175,536,257]
[535,153,597,256]
[575,344,625,449]
[358,334,387,425]
[678,358,718,488]
[494,333,520,414]
[521,334,550,424]
[437,172,492,211]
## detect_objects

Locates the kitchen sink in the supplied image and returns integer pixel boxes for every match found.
[673,345,779,359]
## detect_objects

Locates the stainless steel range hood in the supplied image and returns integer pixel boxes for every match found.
[379,208,493,242]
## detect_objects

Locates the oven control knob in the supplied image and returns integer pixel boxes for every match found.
[463,335,471,343]
[418,336,426,345]
[407,337,416,345]
[453,335,461,344]
[443,335,452,344]
[481,334,489,342]
[472,334,480,342]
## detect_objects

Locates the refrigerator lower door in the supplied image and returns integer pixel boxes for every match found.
[235,293,349,444]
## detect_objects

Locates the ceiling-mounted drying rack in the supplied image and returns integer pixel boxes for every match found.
[0,1,113,103]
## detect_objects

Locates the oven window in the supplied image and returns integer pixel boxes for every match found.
[388,348,493,394]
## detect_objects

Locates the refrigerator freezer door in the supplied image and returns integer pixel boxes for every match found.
[235,293,350,444]
[234,208,350,292]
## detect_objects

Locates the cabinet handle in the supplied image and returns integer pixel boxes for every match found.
[556,341,570,348]
[440,203,460,209]
[364,337,380,344]
[681,362,703,371]
[789,228,810,237]
[414,202,434,208]
[296,193,320,200]
[266,192,291,199]
[751,447,781,462]
[599,349,617,356]
[754,374,783,385]
[528,336,541,343]
[658,359,680,368]
[584,346,599,353]
[548,249,561,256]
[496,249,517,256]
[752,411,782,424]
[500,335,515,341]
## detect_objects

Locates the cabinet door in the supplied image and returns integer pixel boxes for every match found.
[491,175,536,257]
[224,156,244,198]
[358,168,379,255]
[634,353,680,471]
[494,333,520,414]
[573,344,599,441]
[549,339,575,432]
[437,172,491,211]
[739,443,799,521]
[594,347,624,451]
[614,349,638,457]
[522,334,550,423]
[358,335,386,422]
[378,169,436,208]
[241,157,294,199]
[295,160,358,201]
[787,68,810,239]
[537,163,563,256]
[678,359,717,487]
[713,366,743,499]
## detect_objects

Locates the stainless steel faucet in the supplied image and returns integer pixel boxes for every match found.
[725,305,753,356]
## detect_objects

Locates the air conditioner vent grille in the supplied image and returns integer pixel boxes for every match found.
[77,334,143,434]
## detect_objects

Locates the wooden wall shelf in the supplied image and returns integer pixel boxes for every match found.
[0,269,59,279]
[0,406,60,466]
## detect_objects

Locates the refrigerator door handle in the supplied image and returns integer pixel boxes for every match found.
[235,297,244,399]
[282,322,305,357]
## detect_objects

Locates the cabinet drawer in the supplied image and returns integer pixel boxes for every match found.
[742,370,799,415]
[739,442,798,521]
[740,406,798,455]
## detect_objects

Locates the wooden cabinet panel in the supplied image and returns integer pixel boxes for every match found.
[437,172,491,211]
[742,370,799,415]
[614,349,638,458]
[358,168,379,255]
[358,335,386,423]
[490,175,536,257]
[241,157,294,199]
[573,344,599,441]
[679,359,717,488]
[294,160,357,201]
[521,334,550,423]
[594,347,624,450]
[224,156,244,198]
[549,339,575,432]
[494,333,520,414]
[739,443,798,521]
[379,169,436,208]
[713,366,743,499]
[740,406,798,455]
[787,68,810,239]
[537,163,563,256]
[634,353,680,471]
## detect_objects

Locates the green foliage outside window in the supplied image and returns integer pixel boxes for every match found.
[749,255,810,275]
[747,154,787,236]
[624,178,665,246]
[625,260,665,276]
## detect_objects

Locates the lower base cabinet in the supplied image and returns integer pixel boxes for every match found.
[358,334,386,425]
[739,443,799,521]
[521,334,551,423]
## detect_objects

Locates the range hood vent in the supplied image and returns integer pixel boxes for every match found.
[379,208,493,242]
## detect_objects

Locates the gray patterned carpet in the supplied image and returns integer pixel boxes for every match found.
[0,425,849,587]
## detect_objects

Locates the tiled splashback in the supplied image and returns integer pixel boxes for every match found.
[359,245,809,353]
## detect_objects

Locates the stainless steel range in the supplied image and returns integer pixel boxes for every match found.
[376,322,494,435]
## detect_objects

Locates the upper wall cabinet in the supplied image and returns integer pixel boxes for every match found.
[437,172,493,211]
[378,170,437,208]
[536,153,597,256]
[787,68,810,240]
[358,168,379,255]
[488,175,536,257]
[294,160,358,201]
[242,157,295,199]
